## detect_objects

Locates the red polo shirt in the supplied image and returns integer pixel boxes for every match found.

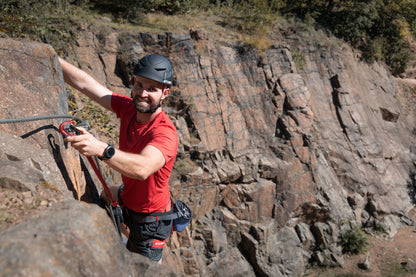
[111,93,178,213]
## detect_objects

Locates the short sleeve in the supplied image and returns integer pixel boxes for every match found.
[111,92,133,119]
[148,118,178,164]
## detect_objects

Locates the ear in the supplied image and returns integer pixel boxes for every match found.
[161,87,170,100]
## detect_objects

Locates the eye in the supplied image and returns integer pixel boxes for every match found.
[133,82,141,89]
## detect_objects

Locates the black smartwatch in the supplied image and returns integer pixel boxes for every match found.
[98,144,115,160]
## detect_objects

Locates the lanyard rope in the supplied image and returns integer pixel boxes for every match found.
[1,115,123,238]
[59,120,124,239]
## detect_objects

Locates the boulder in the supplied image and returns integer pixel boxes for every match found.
[0,199,176,277]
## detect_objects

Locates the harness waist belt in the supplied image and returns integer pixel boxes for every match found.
[127,208,179,223]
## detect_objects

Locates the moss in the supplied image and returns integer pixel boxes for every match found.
[40,181,60,192]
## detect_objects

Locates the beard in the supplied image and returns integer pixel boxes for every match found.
[133,97,160,114]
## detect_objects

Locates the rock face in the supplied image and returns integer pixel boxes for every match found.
[0,24,415,277]
[0,39,92,203]
[0,39,67,148]
[0,199,176,277]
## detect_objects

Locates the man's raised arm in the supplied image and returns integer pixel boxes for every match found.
[59,57,113,111]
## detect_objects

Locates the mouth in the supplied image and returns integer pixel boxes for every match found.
[134,97,149,104]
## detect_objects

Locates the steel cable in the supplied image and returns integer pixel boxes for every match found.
[0,114,83,124]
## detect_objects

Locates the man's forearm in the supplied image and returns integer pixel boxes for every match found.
[63,127,162,180]
[58,57,113,110]
[104,146,165,181]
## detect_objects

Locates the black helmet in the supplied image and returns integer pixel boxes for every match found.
[133,54,173,85]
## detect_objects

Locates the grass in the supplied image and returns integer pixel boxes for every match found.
[81,6,281,54]
[0,210,14,224]
[307,263,416,277]
[306,259,416,277]
[292,50,306,72]
[173,158,197,176]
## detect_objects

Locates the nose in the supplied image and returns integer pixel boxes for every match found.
[133,87,149,97]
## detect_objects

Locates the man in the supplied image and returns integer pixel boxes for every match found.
[59,54,178,263]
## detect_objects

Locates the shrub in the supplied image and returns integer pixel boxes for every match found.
[282,0,414,74]
[1,0,414,75]
[0,0,86,55]
[340,226,369,255]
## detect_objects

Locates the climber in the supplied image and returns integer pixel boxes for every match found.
[58,54,178,263]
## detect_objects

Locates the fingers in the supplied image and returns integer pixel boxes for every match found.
[62,128,107,157]
[76,126,88,134]
[66,138,90,155]
[63,127,89,143]
[63,128,93,155]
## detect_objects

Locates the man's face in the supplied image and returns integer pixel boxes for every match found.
[131,76,169,113]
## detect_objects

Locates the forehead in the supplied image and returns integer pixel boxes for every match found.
[134,75,163,87]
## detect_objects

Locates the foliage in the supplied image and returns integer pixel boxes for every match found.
[92,0,416,74]
[1,0,414,74]
[340,226,369,255]
[89,0,196,23]
[67,89,119,145]
[229,0,273,34]
[0,0,90,55]
[282,0,415,74]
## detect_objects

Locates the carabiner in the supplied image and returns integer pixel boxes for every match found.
[59,120,81,137]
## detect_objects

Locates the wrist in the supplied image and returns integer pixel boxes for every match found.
[98,144,115,160]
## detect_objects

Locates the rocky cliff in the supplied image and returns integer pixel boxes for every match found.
[0,22,415,277]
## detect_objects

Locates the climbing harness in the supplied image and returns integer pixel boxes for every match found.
[127,199,193,232]
[59,120,124,239]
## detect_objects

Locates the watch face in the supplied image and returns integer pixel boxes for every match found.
[106,145,115,158]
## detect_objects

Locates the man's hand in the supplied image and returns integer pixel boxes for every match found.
[64,127,166,180]
[64,127,107,157]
